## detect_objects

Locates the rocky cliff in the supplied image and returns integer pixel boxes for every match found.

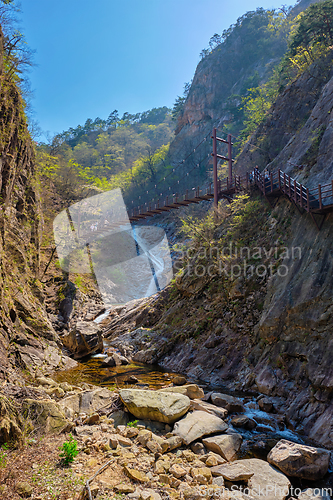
[0,30,76,390]
[169,0,319,165]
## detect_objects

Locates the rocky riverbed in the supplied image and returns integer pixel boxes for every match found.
[2,364,332,500]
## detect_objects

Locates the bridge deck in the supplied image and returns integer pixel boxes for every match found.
[91,168,333,232]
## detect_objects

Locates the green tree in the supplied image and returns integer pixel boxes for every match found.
[0,1,34,81]
[106,109,119,128]
[289,0,333,56]
[131,144,169,184]
[172,82,191,121]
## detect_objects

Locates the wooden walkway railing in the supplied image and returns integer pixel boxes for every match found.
[128,174,247,222]
[126,167,333,230]
[254,167,333,229]
[84,168,333,236]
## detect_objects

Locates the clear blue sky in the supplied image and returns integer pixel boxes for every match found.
[19,0,294,139]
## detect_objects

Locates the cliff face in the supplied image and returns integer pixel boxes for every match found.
[0,31,76,386]
[235,51,333,187]
[169,0,319,164]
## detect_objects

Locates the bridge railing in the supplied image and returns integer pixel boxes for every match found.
[253,167,333,212]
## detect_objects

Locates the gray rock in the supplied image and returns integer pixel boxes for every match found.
[267,439,331,481]
[191,442,207,455]
[119,388,190,424]
[258,397,274,412]
[211,392,244,413]
[173,410,228,445]
[255,367,277,396]
[225,458,290,500]
[202,433,242,461]
[101,353,130,367]
[109,410,129,427]
[231,415,257,430]
[172,375,187,385]
[191,399,228,419]
[160,384,204,400]
[62,321,103,359]
[100,356,116,367]
[166,435,183,451]
[210,462,254,481]
[137,420,165,432]
[58,387,116,419]
[212,476,224,487]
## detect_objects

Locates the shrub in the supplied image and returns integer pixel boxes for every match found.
[59,435,79,465]
[127,420,139,428]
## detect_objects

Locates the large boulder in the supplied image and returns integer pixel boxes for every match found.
[101,353,129,367]
[190,399,228,419]
[62,321,103,359]
[202,433,242,461]
[267,439,331,481]
[210,462,254,481]
[221,459,290,500]
[119,389,190,424]
[16,343,77,374]
[58,387,116,419]
[160,384,204,400]
[173,410,228,445]
[22,399,71,434]
[210,393,244,413]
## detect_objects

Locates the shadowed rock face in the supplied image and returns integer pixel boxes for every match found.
[0,31,76,387]
[267,439,331,481]
[61,321,103,359]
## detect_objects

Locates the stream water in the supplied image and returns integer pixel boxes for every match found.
[54,335,333,491]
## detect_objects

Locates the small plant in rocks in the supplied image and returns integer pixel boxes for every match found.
[59,434,79,465]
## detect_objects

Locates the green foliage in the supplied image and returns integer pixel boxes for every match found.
[0,1,34,82]
[239,81,279,145]
[179,194,268,275]
[200,7,291,64]
[289,1,333,56]
[131,144,169,184]
[127,420,139,428]
[37,106,174,203]
[172,82,191,122]
[180,212,216,246]
[278,1,333,82]
[0,443,8,468]
[227,194,263,239]
[197,7,297,149]
[58,435,79,465]
[234,1,333,147]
